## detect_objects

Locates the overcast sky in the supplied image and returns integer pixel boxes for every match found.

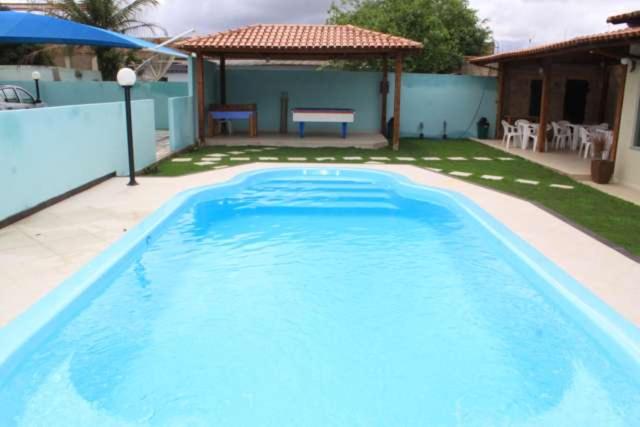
[145,0,639,51]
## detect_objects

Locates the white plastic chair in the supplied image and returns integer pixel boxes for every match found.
[578,127,593,158]
[501,120,520,149]
[551,122,571,150]
[515,119,530,149]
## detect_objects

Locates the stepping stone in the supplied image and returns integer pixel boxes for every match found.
[205,153,227,157]
[245,148,262,152]
[343,156,363,160]
[229,151,245,155]
[315,157,335,161]
[370,156,390,161]
[425,167,442,172]
[481,175,504,181]
[516,179,539,185]
[550,184,574,189]
[229,157,250,161]
[263,147,278,150]
[422,156,441,161]
[498,157,515,161]
[194,161,215,166]
[450,171,472,177]
[287,157,307,161]
[447,157,467,161]
[171,158,192,162]
[213,165,228,170]
[473,157,492,161]
[396,157,416,161]
[258,157,279,161]
[365,161,383,164]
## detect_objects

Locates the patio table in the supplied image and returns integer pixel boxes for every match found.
[208,104,258,137]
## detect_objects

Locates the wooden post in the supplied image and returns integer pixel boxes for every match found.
[610,64,628,162]
[597,64,610,124]
[536,59,552,152]
[392,54,403,151]
[496,63,506,139]
[196,52,205,143]
[380,55,389,136]
[219,55,227,105]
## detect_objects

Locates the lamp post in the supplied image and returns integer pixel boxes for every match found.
[117,68,138,186]
[31,71,41,103]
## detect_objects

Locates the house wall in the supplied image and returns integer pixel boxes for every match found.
[502,62,619,124]
[0,100,156,222]
[168,95,195,152]
[614,44,640,191]
[0,80,188,129]
[214,68,496,138]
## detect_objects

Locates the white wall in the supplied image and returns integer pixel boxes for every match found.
[614,44,640,191]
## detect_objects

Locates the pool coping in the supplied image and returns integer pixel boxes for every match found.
[1,165,639,382]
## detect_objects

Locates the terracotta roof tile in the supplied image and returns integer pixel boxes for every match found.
[178,24,423,55]
[470,26,640,64]
[607,10,640,25]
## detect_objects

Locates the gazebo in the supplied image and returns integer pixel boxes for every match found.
[178,24,423,150]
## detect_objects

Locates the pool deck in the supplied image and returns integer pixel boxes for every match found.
[1,163,639,329]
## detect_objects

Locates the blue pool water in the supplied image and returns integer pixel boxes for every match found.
[0,169,639,426]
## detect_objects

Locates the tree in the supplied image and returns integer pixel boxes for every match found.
[0,5,53,66]
[53,0,165,80]
[328,0,492,73]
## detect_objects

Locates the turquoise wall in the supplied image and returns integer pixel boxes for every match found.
[389,73,497,138]
[0,80,187,130]
[0,100,156,221]
[168,96,195,151]
[217,68,496,138]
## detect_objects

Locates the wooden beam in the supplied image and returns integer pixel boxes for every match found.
[380,55,389,136]
[536,59,552,152]
[597,64,610,124]
[196,52,206,143]
[219,55,227,105]
[496,63,506,139]
[610,64,628,162]
[392,55,403,150]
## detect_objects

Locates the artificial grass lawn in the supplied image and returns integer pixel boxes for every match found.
[149,138,640,257]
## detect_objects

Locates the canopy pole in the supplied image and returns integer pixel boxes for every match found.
[219,55,227,105]
[496,63,506,139]
[196,52,206,143]
[380,55,389,136]
[392,54,403,150]
[536,59,551,152]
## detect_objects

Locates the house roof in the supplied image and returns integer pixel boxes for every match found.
[177,24,423,58]
[470,26,640,65]
[607,10,640,26]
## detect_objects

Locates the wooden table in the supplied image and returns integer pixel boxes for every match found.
[208,104,258,137]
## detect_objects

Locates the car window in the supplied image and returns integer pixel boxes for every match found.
[16,89,35,105]
[2,88,19,103]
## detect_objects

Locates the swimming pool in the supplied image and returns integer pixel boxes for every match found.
[0,168,639,426]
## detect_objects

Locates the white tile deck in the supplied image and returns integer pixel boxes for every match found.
[1,164,639,329]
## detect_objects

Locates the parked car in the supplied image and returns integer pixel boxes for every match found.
[0,85,46,111]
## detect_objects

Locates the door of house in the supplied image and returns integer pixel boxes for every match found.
[563,80,589,124]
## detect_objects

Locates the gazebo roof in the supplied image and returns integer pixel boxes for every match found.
[178,24,423,58]
[607,10,640,26]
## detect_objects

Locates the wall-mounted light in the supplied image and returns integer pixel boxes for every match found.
[117,67,138,186]
[621,57,637,72]
[31,71,41,103]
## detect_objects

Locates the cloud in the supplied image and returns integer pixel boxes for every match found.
[145,0,639,52]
